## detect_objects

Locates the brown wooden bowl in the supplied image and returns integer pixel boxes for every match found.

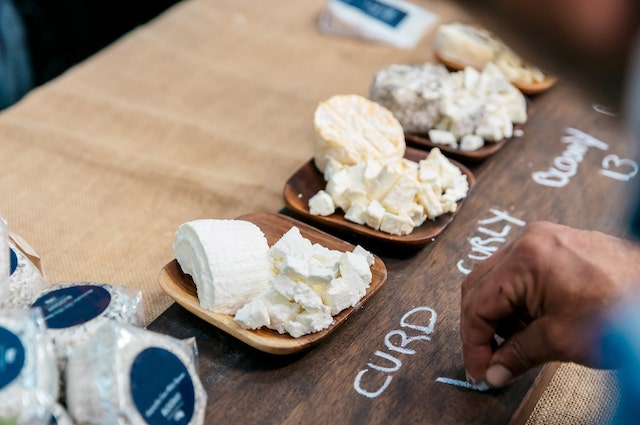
[282,147,475,247]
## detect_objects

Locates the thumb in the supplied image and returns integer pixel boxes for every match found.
[485,321,554,388]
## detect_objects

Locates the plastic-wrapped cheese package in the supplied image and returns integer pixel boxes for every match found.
[28,281,144,373]
[66,321,207,425]
[1,243,48,309]
[0,217,10,302]
[49,403,74,425]
[318,0,437,49]
[0,309,59,425]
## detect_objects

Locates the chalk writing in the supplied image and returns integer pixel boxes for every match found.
[354,307,437,398]
[592,104,617,117]
[532,127,609,188]
[599,154,639,182]
[435,377,490,392]
[457,209,526,275]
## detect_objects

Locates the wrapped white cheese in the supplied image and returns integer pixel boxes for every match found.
[66,321,206,425]
[318,0,437,49]
[0,217,49,309]
[0,309,59,425]
[28,281,144,374]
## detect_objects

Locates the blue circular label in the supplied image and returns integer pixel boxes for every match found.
[31,285,111,329]
[9,248,17,275]
[130,347,196,425]
[0,326,26,390]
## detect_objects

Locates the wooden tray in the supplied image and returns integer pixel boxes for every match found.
[283,147,475,247]
[158,212,388,355]
[404,132,508,163]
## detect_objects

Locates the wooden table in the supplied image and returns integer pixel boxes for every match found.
[0,0,635,423]
[149,77,636,423]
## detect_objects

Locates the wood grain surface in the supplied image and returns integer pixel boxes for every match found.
[151,79,636,424]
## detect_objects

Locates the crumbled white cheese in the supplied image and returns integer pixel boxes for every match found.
[309,148,469,235]
[234,226,374,337]
[173,219,275,314]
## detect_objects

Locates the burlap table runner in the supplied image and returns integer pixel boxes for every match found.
[0,0,619,422]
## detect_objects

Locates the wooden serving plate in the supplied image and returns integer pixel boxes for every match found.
[282,147,475,247]
[158,212,388,355]
[404,132,507,163]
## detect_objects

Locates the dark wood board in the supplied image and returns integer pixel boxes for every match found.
[150,80,636,424]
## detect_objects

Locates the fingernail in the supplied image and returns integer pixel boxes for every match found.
[486,364,512,388]
[466,371,490,391]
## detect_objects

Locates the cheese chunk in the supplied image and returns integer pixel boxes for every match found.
[308,190,335,216]
[313,94,405,173]
[370,63,453,133]
[173,219,274,314]
[234,227,374,337]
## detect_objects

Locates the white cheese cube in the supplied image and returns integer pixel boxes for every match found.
[368,164,403,201]
[271,275,327,312]
[460,134,484,151]
[417,183,444,220]
[308,190,335,216]
[365,200,386,230]
[344,201,369,225]
[381,173,420,214]
[271,226,313,266]
[428,129,458,148]
[380,212,415,235]
[234,296,270,330]
[352,245,374,267]
[285,309,333,338]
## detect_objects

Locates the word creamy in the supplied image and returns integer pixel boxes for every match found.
[532,127,608,188]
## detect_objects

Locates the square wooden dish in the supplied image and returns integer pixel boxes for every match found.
[158,212,388,355]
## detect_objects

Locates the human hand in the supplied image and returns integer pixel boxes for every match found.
[460,221,640,388]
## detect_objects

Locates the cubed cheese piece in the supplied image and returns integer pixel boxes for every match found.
[460,134,484,151]
[380,212,415,235]
[234,296,270,330]
[344,201,368,225]
[381,173,420,214]
[309,190,335,216]
[428,129,458,148]
[365,200,386,230]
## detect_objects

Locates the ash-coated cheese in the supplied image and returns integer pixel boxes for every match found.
[313,94,405,173]
[370,61,527,150]
[234,226,374,337]
[370,63,453,133]
[173,219,275,315]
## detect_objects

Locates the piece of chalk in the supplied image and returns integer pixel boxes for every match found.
[435,377,490,392]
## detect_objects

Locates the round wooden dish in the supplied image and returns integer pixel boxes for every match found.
[434,51,557,95]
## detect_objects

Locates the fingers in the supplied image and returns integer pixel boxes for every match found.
[485,320,555,387]
[460,245,520,382]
